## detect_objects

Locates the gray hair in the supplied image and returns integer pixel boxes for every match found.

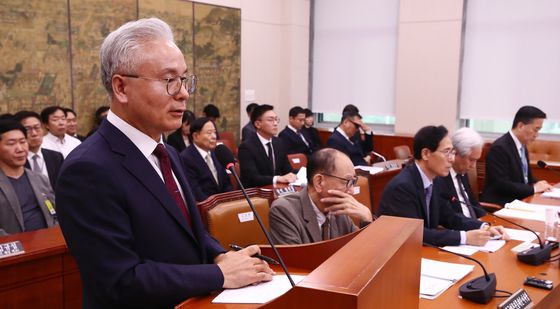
[452,127,484,156]
[99,18,175,95]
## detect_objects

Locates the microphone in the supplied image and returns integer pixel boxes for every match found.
[370,151,386,162]
[214,144,295,287]
[537,160,560,177]
[423,242,496,304]
[440,193,552,266]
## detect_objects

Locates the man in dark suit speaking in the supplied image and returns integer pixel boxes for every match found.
[378,125,508,247]
[56,18,272,308]
[482,106,552,205]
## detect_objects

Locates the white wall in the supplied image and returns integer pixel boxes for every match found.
[193,0,311,133]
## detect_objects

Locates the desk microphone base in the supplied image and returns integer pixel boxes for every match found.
[459,273,496,304]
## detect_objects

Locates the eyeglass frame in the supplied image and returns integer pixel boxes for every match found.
[120,74,198,95]
[436,148,457,159]
[23,124,43,133]
[321,173,359,188]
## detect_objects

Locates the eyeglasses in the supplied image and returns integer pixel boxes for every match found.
[121,74,198,95]
[262,117,280,123]
[24,125,42,132]
[322,173,358,188]
[437,148,457,159]
[349,121,361,129]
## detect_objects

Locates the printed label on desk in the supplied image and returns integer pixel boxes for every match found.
[291,158,300,164]
[353,187,360,195]
[238,212,254,223]
[0,240,25,259]
[498,289,533,309]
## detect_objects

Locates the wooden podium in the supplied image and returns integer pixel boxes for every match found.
[178,216,424,308]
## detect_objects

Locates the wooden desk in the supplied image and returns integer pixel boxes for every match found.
[0,227,81,309]
[531,160,560,184]
[356,159,406,214]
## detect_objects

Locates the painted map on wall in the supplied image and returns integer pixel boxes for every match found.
[0,0,240,137]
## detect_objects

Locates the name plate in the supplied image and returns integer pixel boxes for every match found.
[0,240,25,259]
[498,289,533,309]
[238,211,254,223]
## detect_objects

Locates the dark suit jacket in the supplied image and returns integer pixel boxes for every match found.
[352,131,374,154]
[278,127,312,155]
[441,173,486,218]
[238,135,293,188]
[326,130,367,166]
[166,130,189,153]
[25,148,64,191]
[241,122,256,142]
[378,164,482,246]
[56,121,225,309]
[301,126,322,151]
[180,145,233,202]
[481,133,537,205]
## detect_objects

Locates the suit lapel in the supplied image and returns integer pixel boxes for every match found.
[0,171,24,230]
[42,150,56,184]
[505,134,525,182]
[99,122,197,241]
[409,165,431,227]
[300,188,322,242]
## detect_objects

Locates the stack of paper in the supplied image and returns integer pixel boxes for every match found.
[542,188,560,200]
[420,258,474,300]
[289,167,307,186]
[212,275,306,304]
[355,165,384,175]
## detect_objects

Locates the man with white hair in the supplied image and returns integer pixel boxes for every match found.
[441,127,486,219]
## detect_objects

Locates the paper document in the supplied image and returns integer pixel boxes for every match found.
[420,258,474,300]
[355,165,384,175]
[496,200,560,222]
[503,228,538,242]
[212,275,306,304]
[442,240,505,256]
[542,188,560,199]
[290,167,307,186]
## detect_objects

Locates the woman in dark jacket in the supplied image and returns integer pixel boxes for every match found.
[166,110,195,153]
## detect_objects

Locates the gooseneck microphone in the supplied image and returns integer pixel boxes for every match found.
[537,160,560,177]
[423,242,496,304]
[214,144,295,287]
[440,193,552,266]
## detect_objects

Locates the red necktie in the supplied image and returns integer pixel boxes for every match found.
[153,144,191,226]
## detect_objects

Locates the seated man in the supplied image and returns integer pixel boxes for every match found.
[180,117,233,202]
[482,106,552,205]
[241,102,259,142]
[0,119,57,235]
[441,127,486,219]
[269,148,372,244]
[302,108,322,151]
[326,111,371,166]
[278,106,313,155]
[238,104,296,188]
[40,106,81,158]
[14,111,64,191]
[378,125,508,247]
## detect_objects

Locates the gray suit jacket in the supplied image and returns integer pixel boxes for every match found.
[0,168,57,235]
[269,187,358,244]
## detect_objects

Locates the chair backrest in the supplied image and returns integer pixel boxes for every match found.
[393,145,412,160]
[287,153,307,171]
[198,188,275,248]
[216,139,235,157]
[219,131,237,156]
[352,175,372,225]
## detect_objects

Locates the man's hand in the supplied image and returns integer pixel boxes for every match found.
[277,173,297,183]
[534,180,553,193]
[215,245,274,289]
[466,229,491,246]
[488,225,510,241]
[321,189,373,222]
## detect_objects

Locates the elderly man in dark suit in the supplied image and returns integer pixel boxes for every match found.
[482,106,552,205]
[238,104,296,188]
[326,110,371,166]
[269,148,372,244]
[180,117,233,202]
[378,125,508,247]
[0,119,57,236]
[14,111,64,191]
[441,127,486,219]
[56,18,272,309]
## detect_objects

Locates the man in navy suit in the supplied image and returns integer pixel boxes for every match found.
[441,127,486,219]
[180,117,233,202]
[238,104,296,188]
[482,106,552,205]
[56,18,272,308]
[14,111,64,191]
[278,106,313,155]
[378,125,508,246]
[327,111,371,166]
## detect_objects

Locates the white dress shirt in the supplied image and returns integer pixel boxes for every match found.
[42,132,81,158]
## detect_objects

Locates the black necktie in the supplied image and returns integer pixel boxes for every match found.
[266,142,275,174]
[456,175,477,219]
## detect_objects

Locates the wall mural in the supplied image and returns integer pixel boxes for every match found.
[0,0,241,139]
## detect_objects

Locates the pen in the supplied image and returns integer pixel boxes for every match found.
[229,244,279,265]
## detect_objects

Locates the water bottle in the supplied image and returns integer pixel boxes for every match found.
[544,208,558,242]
